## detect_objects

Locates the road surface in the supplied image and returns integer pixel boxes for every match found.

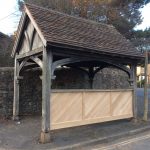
[83,131,150,150]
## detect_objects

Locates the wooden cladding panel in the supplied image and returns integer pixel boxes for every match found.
[111,91,133,116]
[51,92,82,124]
[51,90,133,130]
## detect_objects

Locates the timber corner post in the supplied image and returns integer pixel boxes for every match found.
[40,46,53,144]
[131,64,138,122]
[13,57,20,121]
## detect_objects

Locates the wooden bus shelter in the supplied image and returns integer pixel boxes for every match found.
[12,4,144,143]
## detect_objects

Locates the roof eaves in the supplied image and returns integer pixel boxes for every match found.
[47,41,144,60]
[11,12,27,58]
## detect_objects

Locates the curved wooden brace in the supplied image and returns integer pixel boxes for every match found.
[18,56,43,75]
[52,57,131,77]
[30,56,43,69]
[18,57,30,74]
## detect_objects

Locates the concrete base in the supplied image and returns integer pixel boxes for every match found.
[40,131,51,144]
[131,117,138,123]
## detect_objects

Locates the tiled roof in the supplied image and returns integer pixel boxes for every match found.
[17,4,144,58]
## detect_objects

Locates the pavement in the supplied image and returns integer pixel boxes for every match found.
[0,88,150,150]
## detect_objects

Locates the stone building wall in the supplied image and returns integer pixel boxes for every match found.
[0,67,130,118]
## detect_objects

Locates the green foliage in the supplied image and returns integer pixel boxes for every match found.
[133,28,150,38]
[137,79,145,88]
[131,28,150,52]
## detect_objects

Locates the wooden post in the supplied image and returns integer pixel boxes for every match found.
[131,64,137,121]
[88,67,94,89]
[13,58,20,121]
[40,47,52,143]
[143,50,148,121]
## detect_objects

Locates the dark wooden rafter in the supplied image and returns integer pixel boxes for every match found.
[30,28,36,50]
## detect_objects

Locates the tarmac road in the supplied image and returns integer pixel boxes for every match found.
[136,88,150,117]
[91,131,150,150]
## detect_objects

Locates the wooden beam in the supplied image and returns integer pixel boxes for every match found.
[49,45,143,63]
[13,58,20,121]
[16,47,43,60]
[40,46,52,143]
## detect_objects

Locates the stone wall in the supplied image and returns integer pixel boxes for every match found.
[53,67,130,89]
[0,68,14,118]
[0,67,130,118]
[0,68,42,118]
[19,70,42,115]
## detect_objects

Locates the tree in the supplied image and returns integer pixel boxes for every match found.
[0,32,14,67]
[131,28,150,121]
[132,28,150,52]
[18,0,150,39]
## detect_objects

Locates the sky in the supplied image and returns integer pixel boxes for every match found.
[135,2,150,30]
[0,0,150,35]
[0,0,21,35]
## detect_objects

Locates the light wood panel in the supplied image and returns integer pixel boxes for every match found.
[83,92,111,119]
[50,90,133,130]
[51,92,82,124]
[111,91,133,116]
